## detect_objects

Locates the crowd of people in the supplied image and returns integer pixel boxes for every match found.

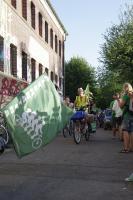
[62,82,133,154]
[63,87,98,135]
[109,82,133,182]
[110,83,133,153]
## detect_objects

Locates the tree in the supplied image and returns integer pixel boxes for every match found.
[96,4,133,108]
[100,5,133,85]
[65,57,96,102]
[96,69,122,109]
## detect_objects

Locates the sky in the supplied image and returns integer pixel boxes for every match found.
[50,0,133,68]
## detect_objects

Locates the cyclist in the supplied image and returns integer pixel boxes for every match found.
[73,87,89,131]
[74,88,88,109]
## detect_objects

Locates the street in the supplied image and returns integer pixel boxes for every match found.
[0,128,133,200]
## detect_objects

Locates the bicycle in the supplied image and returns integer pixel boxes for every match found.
[0,111,9,154]
[71,107,91,144]
[63,120,73,138]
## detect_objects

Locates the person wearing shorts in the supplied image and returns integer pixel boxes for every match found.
[117,83,133,153]
[112,93,123,139]
[128,90,133,151]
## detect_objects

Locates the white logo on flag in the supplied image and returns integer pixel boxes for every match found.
[15,108,45,149]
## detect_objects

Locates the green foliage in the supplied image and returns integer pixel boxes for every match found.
[97,4,133,108]
[96,69,122,109]
[65,57,96,102]
[101,5,133,84]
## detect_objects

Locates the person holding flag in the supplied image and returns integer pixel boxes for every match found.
[84,84,93,113]
[84,84,93,98]
[2,74,73,157]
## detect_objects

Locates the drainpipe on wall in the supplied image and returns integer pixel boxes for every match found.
[62,37,66,98]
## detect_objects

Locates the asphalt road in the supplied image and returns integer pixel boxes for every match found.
[0,128,133,200]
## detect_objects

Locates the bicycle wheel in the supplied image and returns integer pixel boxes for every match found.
[0,125,9,145]
[0,137,5,154]
[68,120,73,136]
[73,122,81,144]
[0,125,9,154]
[63,126,69,138]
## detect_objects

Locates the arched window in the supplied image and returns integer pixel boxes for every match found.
[31,2,35,29]
[50,71,54,82]
[45,21,49,43]
[39,64,43,76]
[22,0,27,20]
[50,29,53,49]
[39,12,42,37]
[10,44,17,77]
[59,40,61,57]
[22,51,27,81]
[31,58,36,81]
[11,0,16,9]
[55,35,58,53]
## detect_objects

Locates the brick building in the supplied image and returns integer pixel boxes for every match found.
[0,0,67,94]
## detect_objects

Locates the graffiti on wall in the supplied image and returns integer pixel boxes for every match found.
[0,72,28,108]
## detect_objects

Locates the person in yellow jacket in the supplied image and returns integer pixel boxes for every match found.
[71,87,90,131]
[74,87,88,109]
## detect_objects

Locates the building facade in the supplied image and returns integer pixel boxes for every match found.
[0,0,67,93]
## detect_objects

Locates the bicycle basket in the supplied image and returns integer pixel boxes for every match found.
[71,111,85,121]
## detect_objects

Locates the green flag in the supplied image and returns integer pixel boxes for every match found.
[2,74,73,158]
[84,84,93,100]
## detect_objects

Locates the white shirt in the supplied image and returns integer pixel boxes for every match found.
[112,100,122,117]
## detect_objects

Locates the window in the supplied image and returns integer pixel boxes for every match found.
[10,44,17,77]
[22,51,27,81]
[59,40,61,57]
[45,67,48,75]
[55,74,58,84]
[31,58,36,81]
[50,29,53,49]
[39,64,43,76]
[45,21,48,43]
[11,0,16,8]
[59,77,62,88]
[22,0,27,20]
[31,2,35,29]
[55,35,58,53]
[0,36,4,72]
[38,12,42,37]
[50,71,54,82]
[62,41,65,73]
